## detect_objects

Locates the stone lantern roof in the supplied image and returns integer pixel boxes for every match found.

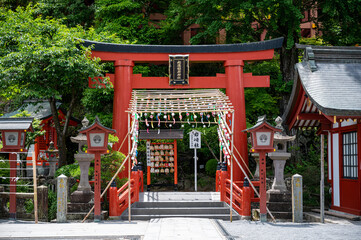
[70,117,89,153]
[273,116,296,142]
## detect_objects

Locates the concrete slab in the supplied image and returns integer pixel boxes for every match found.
[0,220,148,239]
[139,192,220,202]
[143,218,224,240]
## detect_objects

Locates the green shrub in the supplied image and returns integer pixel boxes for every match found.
[101,150,126,189]
[48,189,57,221]
[24,199,34,214]
[55,162,81,179]
[205,159,218,177]
[0,159,9,185]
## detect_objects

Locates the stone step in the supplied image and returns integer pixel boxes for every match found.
[267,192,292,202]
[122,199,240,221]
[253,209,292,221]
[67,203,93,213]
[267,202,292,212]
[271,211,292,220]
[66,211,108,221]
[121,214,240,221]
[311,209,360,221]
[130,207,231,215]
[134,201,226,208]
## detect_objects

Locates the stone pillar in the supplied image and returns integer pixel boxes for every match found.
[292,174,303,223]
[268,153,290,192]
[57,174,67,223]
[47,155,58,177]
[38,185,48,222]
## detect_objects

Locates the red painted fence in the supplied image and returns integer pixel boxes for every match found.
[109,167,143,217]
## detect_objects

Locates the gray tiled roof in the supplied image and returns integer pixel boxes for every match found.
[1,101,61,120]
[0,118,33,130]
[296,45,361,116]
[81,37,284,53]
[139,129,184,140]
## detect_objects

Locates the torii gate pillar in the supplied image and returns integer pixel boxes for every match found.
[113,60,133,151]
[225,60,247,178]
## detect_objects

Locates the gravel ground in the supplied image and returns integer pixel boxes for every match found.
[219,219,361,240]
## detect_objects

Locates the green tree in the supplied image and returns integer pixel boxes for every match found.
[0,0,33,10]
[94,0,169,44]
[36,0,96,29]
[316,0,361,46]
[0,6,107,167]
[164,0,312,114]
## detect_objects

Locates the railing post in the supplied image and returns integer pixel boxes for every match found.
[241,178,251,220]
[131,167,139,202]
[220,162,228,202]
[215,162,221,192]
[137,163,144,192]
[109,181,119,216]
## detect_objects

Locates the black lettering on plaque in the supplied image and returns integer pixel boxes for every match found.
[169,55,189,85]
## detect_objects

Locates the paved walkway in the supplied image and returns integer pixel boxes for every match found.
[0,218,224,240]
[1,217,361,240]
[220,219,361,240]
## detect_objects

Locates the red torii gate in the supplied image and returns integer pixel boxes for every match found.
[83,38,283,181]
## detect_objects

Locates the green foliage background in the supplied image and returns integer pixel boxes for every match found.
[0,0,359,209]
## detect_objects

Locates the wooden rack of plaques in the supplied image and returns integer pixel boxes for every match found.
[146,140,177,191]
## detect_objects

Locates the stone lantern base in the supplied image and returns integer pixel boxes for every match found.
[70,190,94,203]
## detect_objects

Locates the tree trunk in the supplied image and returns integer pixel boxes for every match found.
[49,98,67,167]
[279,43,299,115]
[49,89,77,168]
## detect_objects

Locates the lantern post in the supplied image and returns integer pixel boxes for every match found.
[0,118,33,220]
[243,115,281,222]
[79,116,115,222]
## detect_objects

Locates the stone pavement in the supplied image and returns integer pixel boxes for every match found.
[0,218,224,240]
[220,219,361,240]
[1,217,361,240]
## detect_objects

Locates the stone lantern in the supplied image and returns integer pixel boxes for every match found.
[44,141,58,177]
[267,116,295,193]
[69,117,94,203]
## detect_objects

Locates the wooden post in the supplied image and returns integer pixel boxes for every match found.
[320,134,325,223]
[229,112,235,222]
[128,113,131,223]
[32,152,38,223]
[37,185,48,222]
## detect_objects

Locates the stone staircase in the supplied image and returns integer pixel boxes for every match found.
[266,191,292,220]
[67,202,108,221]
[120,192,240,221]
[121,201,240,220]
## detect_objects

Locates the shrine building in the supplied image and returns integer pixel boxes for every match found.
[1,100,79,166]
[283,45,361,216]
